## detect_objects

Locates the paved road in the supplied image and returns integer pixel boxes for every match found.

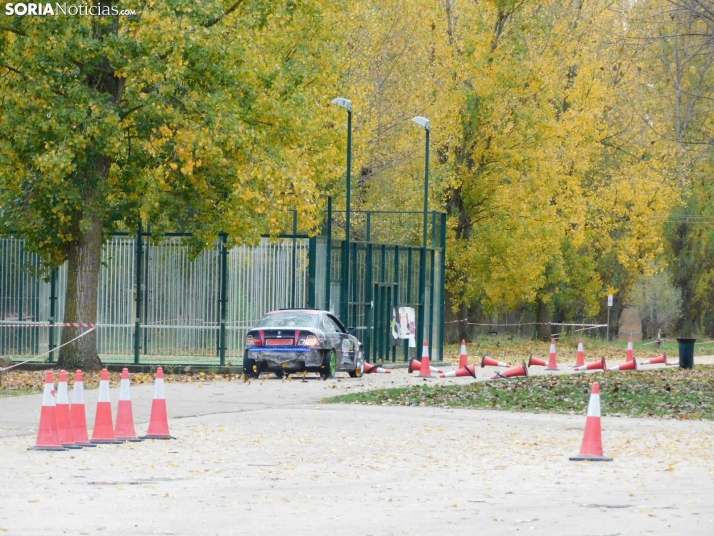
[1,364,713,535]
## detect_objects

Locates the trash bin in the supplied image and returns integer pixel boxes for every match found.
[676,338,697,369]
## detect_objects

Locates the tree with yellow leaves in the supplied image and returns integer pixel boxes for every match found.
[0,1,344,368]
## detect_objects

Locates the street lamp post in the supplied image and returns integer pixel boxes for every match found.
[411,116,430,358]
[332,98,353,325]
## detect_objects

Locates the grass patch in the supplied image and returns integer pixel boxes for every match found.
[326,366,714,420]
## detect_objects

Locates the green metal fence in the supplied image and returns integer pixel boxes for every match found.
[1,208,445,365]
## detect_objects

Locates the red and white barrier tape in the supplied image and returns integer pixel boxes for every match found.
[0,321,96,328]
[445,320,607,328]
[0,326,97,373]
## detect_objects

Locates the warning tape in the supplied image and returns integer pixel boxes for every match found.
[0,325,97,373]
[0,321,96,328]
[445,320,607,328]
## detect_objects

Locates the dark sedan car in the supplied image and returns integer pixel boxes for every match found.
[243,309,364,380]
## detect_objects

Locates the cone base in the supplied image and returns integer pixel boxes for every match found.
[76,442,97,447]
[61,444,84,449]
[117,437,144,442]
[28,445,68,451]
[140,434,176,440]
[569,455,613,462]
[417,375,434,379]
[90,439,124,444]
[545,367,560,371]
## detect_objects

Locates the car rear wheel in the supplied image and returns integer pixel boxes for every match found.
[321,349,336,380]
[243,353,260,379]
[274,369,284,379]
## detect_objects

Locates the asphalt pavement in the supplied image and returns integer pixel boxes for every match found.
[1,361,713,535]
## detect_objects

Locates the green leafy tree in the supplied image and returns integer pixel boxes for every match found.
[0,0,343,369]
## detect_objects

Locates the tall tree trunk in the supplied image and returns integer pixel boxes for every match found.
[57,208,104,371]
[534,296,550,341]
[57,159,109,371]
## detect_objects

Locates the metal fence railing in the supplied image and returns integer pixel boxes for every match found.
[2,207,445,366]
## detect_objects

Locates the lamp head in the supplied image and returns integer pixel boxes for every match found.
[411,116,430,130]
[332,98,353,112]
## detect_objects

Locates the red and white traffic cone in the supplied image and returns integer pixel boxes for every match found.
[626,338,634,363]
[641,354,669,366]
[569,382,613,461]
[459,340,468,369]
[71,370,95,447]
[56,370,82,449]
[546,339,559,371]
[28,370,66,451]
[608,357,638,372]
[440,365,477,379]
[491,360,528,379]
[481,355,510,368]
[141,367,175,439]
[574,357,607,372]
[408,358,443,375]
[115,368,142,442]
[91,368,122,444]
[528,353,547,367]
[364,362,391,374]
[575,339,585,368]
[418,341,434,378]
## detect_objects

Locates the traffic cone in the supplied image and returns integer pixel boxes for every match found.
[91,368,122,444]
[608,357,638,372]
[459,340,468,369]
[575,339,585,367]
[481,355,510,368]
[641,353,669,366]
[141,367,175,439]
[546,339,559,371]
[364,362,391,374]
[408,359,443,375]
[440,365,477,379]
[626,338,634,362]
[528,353,547,367]
[28,370,66,451]
[418,341,434,378]
[71,370,95,447]
[115,368,142,442]
[55,370,82,449]
[569,382,613,461]
[491,360,528,379]
[574,357,607,372]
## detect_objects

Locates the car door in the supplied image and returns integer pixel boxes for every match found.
[325,314,353,367]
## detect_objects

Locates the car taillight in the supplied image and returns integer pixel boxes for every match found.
[245,335,261,347]
[299,335,320,347]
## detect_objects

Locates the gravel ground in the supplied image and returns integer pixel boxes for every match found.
[1,360,713,535]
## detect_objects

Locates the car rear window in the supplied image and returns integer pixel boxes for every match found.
[255,312,320,328]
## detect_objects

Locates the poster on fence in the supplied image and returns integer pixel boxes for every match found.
[397,306,416,347]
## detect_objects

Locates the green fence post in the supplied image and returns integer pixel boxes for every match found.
[365,241,373,363]
[291,210,298,308]
[18,244,24,354]
[438,212,446,362]
[325,196,332,311]
[308,236,317,308]
[428,248,436,360]
[133,221,143,365]
[48,268,57,363]
[219,232,228,367]
[393,246,399,362]
[143,225,151,355]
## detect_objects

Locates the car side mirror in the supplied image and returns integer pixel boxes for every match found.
[347,327,357,337]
